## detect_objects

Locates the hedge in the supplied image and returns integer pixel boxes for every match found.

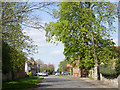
[99,65,117,79]
[115,58,120,76]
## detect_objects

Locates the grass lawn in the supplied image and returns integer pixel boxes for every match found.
[2,76,44,89]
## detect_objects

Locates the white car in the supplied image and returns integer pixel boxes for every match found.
[36,72,48,76]
[55,72,60,76]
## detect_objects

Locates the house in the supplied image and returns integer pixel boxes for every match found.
[25,58,40,76]
[72,60,80,77]
[65,64,72,72]
[69,46,120,78]
[68,60,89,77]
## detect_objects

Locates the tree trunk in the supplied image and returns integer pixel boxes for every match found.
[80,68,83,77]
[91,33,100,80]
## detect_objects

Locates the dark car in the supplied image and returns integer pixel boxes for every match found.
[61,72,70,75]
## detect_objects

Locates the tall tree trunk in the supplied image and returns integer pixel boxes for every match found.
[91,33,98,67]
[80,68,83,77]
[91,33,100,80]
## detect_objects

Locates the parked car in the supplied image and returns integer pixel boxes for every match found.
[42,72,48,76]
[36,72,48,76]
[61,72,70,75]
[55,72,60,76]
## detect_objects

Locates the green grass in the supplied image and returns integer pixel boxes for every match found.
[58,75,69,77]
[2,76,44,89]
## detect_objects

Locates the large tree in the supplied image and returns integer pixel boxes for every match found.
[58,60,68,72]
[1,2,55,79]
[2,2,55,54]
[45,2,117,79]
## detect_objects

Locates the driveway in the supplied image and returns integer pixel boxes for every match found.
[33,75,118,89]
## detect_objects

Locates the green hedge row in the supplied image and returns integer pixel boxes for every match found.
[99,65,117,79]
[115,58,120,76]
[99,59,120,79]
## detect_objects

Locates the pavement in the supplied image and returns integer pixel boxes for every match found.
[33,75,118,89]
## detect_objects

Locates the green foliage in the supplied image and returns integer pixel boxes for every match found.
[58,60,67,72]
[25,72,28,77]
[57,68,60,72]
[29,71,32,77]
[48,71,53,75]
[2,40,11,73]
[48,67,53,75]
[99,65,117,79]
[115,58,120,76]
[2,2,38,55]
[2,40,27,73]
[45,2,117,70]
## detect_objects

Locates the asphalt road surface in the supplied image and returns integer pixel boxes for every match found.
[33,75,118,89]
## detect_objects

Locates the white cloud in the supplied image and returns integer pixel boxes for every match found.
[51,50,63,55]
[22,21,63,48]
[22,21,57,47]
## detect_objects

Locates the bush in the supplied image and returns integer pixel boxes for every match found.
[99,65,117,79]
[29,71,32,77]
[25,72,28,77]
[115,58,120,76]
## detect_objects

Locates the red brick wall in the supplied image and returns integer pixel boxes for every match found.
[72,60,80,77]
[73,67,79,77]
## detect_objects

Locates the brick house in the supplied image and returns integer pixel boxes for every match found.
[69,46,120,78]
[68,60,88,77]
[72,60,80,77]
[25,58,40,76]
[65,64,72,72]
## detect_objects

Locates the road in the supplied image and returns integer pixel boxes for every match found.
[33,75,118,89]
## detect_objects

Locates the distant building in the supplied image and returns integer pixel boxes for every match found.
[25,58,40,76]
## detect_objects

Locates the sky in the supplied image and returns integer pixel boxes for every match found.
[23,2,119,71]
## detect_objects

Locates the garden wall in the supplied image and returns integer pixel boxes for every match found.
[89,68,118,88]
[2,71,12,81]
[118,75,120,90]
[100,74,118,87]
[2,66,25,81]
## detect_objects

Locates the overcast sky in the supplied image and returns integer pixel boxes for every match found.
[23,2,119,71]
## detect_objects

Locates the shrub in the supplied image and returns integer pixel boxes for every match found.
[115,58,120,76]
[99,65,117,79]
[25,72,28,77]
[29,71,32,77]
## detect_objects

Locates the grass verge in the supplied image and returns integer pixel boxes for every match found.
[2,76,44,89]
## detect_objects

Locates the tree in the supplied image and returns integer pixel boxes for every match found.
[45,2,117,79]
[40,64,47,72]
[2,2,54,69]
[36,59,44,72]
[2,40,27,80]
[2,2,55,80]
[58,60,68,72]
[2,2,55,55]
[47,64,54,74]
[36,59,44,65]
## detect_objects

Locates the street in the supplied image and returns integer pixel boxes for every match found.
[33,75,118,89]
